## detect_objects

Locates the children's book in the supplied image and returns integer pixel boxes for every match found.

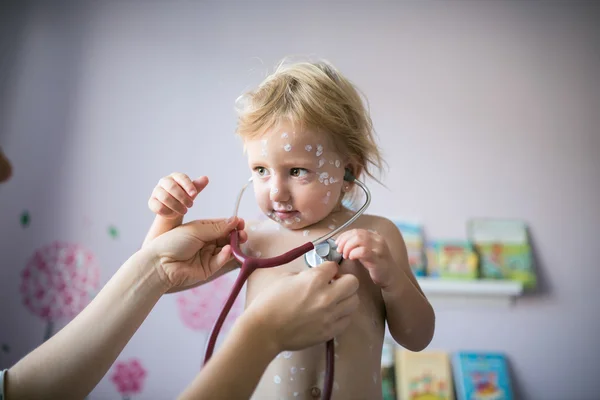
[467,219,536,289]
[396,349,454,400]
[452,351,514,400]
[425,241,478,280]
[393,222,426,277]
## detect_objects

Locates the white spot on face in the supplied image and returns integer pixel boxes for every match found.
[286,204,293,211]
[284,144,292,152]
[305,145,312,152]
[318,158,325,168]
[329,160,334,165]
[281,132,288,138]
[324,180,330,186]
[291,366,298,374]
[282,351,293,359]
[316,144,323,155]
[274,375,281,384]
[335,160,341,168]
[254,251,262,257]
[368,229,378,234]
[294,216,301,222]
[329,177,335,184]
[284,219,292,225]
[303,230,310,236]
[318,172,329,183]
[271,187,279,194]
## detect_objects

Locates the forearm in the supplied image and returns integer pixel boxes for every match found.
[5,250,167,400]
[178,313,278,399]
[142,215,183,248]
[383,269,435,351]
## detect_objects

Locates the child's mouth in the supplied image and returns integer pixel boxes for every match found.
[273,210,299,221]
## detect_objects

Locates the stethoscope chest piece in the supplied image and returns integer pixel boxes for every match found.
[304,238,343,267]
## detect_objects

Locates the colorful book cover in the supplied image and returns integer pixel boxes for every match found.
[425,241,478,280]
[381,339,397,400]
[467,219,536,289]
[396,349,455,400]
[393,222,426,277]
[452,352,514,400]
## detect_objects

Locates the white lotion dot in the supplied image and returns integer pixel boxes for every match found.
[318,172,329,182]
[305,145,312,152]
[284,144,292,152]
[271,187,279,194]
[283,351,293,359]
[281,132,288,138]
[291,366,298,374]
[303,230,310,236]
[318,158,326,168]
[286,204,293,211]
[328,224,336,230]
[294,216,301,222]
[274,375,281,384]
[335,160,341,168]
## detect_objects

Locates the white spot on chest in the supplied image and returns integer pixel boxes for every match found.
[274,375,281,384]
[284,144,292,152]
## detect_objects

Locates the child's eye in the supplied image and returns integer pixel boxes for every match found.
[254,167,270,177]
[290,168,308,177]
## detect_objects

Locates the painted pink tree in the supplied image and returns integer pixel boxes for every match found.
[176,273,244,334]
[20,241,100,341]
[111,358,147,400]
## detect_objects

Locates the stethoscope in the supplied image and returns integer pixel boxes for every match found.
[203,169,371,400]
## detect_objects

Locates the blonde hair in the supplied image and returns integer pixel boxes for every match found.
[235,59,385,189]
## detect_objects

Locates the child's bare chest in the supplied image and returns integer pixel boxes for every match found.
[243,224,387,399]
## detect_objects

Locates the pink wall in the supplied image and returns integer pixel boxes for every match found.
[1,1,598,399]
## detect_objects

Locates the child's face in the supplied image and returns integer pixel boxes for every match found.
[245,122,347,229]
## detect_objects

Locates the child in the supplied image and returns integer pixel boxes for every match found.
[144,59,435,399]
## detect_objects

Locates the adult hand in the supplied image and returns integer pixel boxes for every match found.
[145,217,247,291]
[243,261,360,352]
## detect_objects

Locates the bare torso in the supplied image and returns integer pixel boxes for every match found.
[242,211,388,400]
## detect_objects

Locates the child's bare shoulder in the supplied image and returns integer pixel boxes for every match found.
[353,213,403,237]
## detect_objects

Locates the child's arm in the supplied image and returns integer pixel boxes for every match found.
[335,218,435,351]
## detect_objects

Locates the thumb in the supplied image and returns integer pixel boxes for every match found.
[191,176,209,198]
[183,217,240,242]
[308,261,339,282]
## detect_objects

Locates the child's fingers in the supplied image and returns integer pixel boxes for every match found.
[340,235,362,259]
[153,186,188,216]
[347,247,367,261]
[148,197,177,218]
[160,176,194,208]
[169,172,198,198]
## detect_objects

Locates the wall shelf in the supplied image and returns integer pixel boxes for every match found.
[416,277,524,307]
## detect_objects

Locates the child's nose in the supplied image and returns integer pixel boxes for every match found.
[269,181,290,202]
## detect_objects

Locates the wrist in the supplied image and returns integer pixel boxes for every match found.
[236,310,281,358]
[380,262,406,295]
[131,249,172,295]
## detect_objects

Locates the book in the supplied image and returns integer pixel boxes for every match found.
[393,222,426,277]
[467,218,536,289]
[452,351,514,400]
[425,241,478,280]
[396,349,455,400]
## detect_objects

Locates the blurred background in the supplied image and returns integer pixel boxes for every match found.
[0,1,598,399]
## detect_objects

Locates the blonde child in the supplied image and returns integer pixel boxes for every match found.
[144,60,435,399]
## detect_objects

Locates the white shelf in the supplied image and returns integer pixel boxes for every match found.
[416,277,523,308]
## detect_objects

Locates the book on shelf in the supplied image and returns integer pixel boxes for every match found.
[452,351,514,400]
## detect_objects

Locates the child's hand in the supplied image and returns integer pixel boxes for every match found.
[148,173,209,220]
[335,229,397,289]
